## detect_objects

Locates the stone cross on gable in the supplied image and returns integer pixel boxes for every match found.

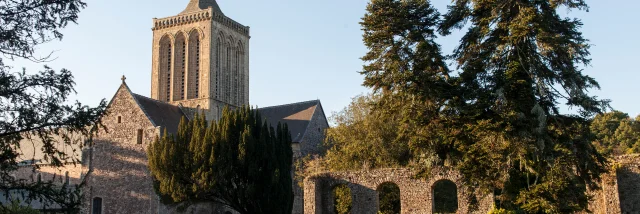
[121,75,126,83]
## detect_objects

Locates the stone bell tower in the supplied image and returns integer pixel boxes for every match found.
[150,0,250,120]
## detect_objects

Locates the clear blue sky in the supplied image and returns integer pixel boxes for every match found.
[13,0,640,119]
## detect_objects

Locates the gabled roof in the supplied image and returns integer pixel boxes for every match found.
[131,93,186,134]
[257,100,324,143]
[180,0,223,15]
[106,79,187,135]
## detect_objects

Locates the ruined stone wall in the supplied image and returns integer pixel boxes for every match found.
[304,168,493,214]
[82,85,161,214]
[587,154,640,214]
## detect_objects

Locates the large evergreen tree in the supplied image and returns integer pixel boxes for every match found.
[0,0,106,212]
[438,0,607,212]
[359,0,457,170]
[147,107,293,214]
[359,0,608,212]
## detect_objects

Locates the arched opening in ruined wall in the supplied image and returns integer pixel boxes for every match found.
[432,179,458,214]
[377,182,401,214]
[332,183,352,214]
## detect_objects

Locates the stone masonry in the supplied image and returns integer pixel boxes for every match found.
[81,83,162,214]
[303,167,494,214]
[150,0,250,121]
[587,154,640,214]
[303,156,640,214]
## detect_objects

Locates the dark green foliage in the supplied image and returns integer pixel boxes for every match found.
[332,184,352,214]
[147,107,293,214]
[357,0,608,213]
[437,0,607,212]
[590,111,640,155]
[0,0,106,212]
[377,182,400,214]
[432,180,458,214]
[0,201,38,214]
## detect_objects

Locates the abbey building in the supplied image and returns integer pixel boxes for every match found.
[7,1,327,213]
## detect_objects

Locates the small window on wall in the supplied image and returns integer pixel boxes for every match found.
[92,197,103,214]
[137,129,143,144]
[65,171,70,185]
[117,116,122,123]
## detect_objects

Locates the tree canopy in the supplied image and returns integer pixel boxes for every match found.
[0,0,106,212]
[148,107,293,214]
[324,94,409,171]
[338,0,610,212]
[590,111,640,155]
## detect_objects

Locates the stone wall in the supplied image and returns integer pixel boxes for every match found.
[304,168,493,214]
[300,103,330,156]
[82,84,161,214]
[587,154,640,214]
[12,164,84,186]
[293,103,330,214]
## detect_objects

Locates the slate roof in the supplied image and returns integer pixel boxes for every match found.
[131,93,186,134]
[257,100,322,143]
[180,0,223,15]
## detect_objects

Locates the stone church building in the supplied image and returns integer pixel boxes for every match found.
[82,1,329,213]
[8,0,328,213]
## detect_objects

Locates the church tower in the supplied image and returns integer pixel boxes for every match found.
[151,0,249,120]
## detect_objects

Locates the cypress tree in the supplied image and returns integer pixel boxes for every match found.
[147,107,293,214]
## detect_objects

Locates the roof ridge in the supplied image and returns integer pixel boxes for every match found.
[132,93,188,114]
[257,99,319,110]
[132,93,173,106]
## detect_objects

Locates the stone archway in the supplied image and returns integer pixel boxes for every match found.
[304,168,494,214]
[432,179,458,214]
[377,182,401,214]
[331,183,352,214]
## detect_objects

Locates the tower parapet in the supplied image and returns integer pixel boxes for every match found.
[152,8,250,37]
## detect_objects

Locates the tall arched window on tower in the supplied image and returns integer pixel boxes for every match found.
[159,36,172,102]
[232,42,239,105]
[225,40,232,103]
[188,30,200,99]
[215,36,222,100]
[174,32,187,101]
[239,41,245,105]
